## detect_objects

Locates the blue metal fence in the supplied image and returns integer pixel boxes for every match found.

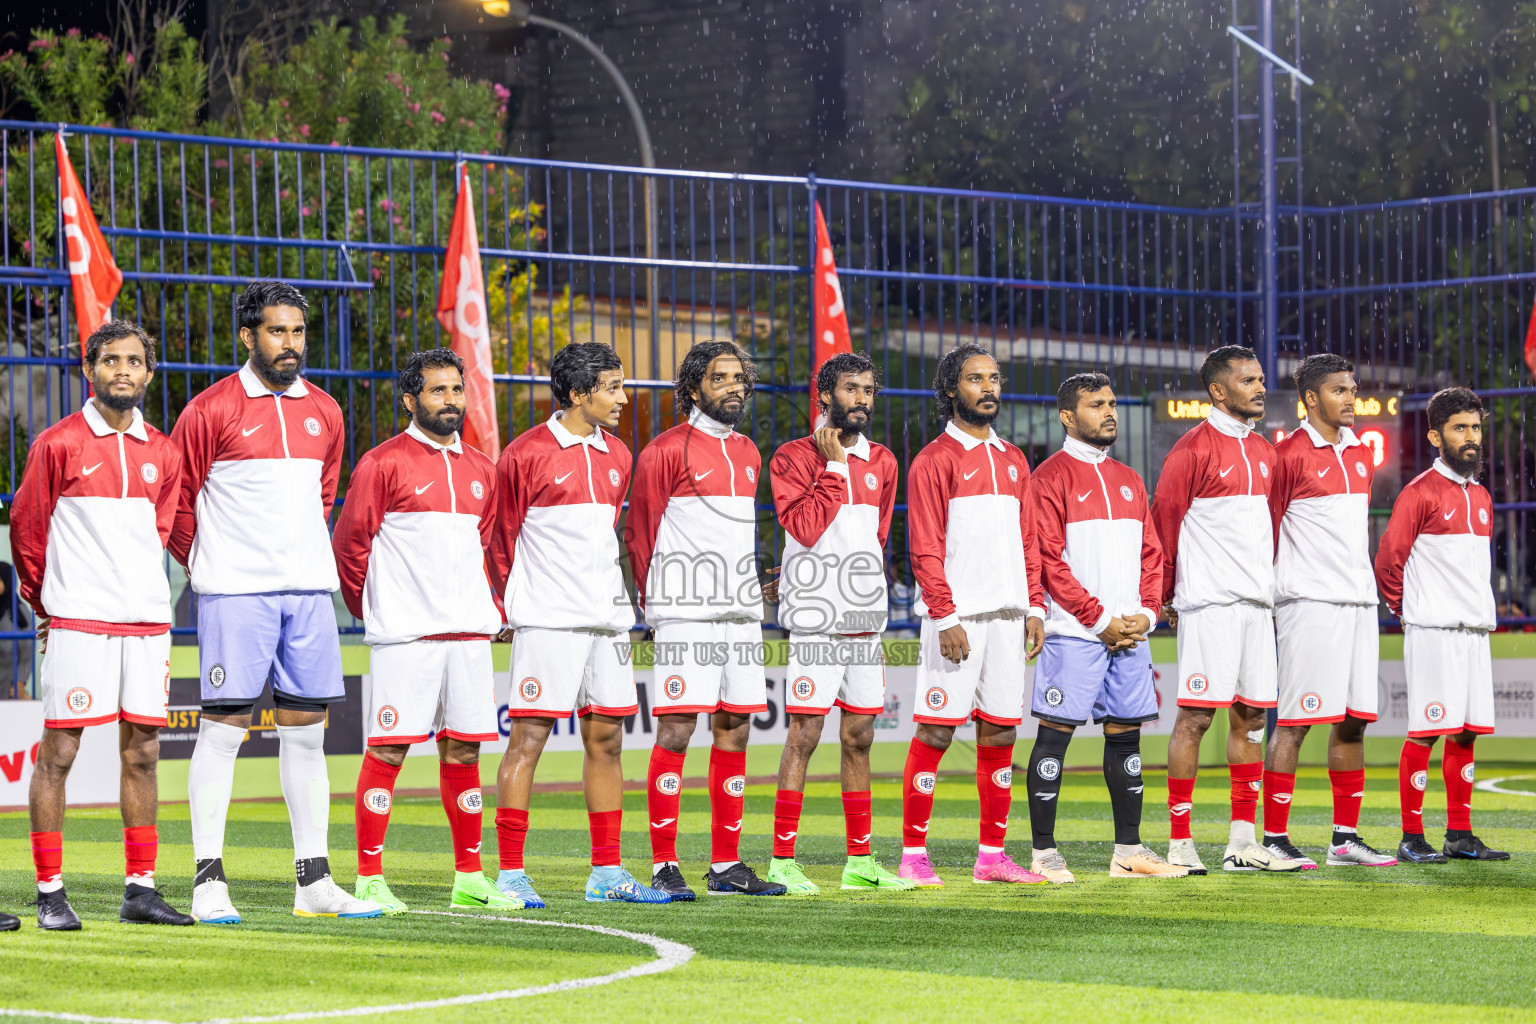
[1,119,1531,696]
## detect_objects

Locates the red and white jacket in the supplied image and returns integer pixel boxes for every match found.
[1031,435,1161,642]
[1374,459,1495,632]
[170,364,344,595]
[771,432,897,636]
[907,421,1045,630]
[1150,408,1275,612]
[489,413,634,632]
[10,403,181,634]
[1269,421,1377,607]
[628,409,763,626]
[332,423,501,645]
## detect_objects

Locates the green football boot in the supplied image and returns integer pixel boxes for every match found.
[765,858,821,895]
[353,874,408,916]
[451,871,525,909]
[840,854,916,891]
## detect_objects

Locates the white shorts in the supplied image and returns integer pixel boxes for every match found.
[914,612,1027,726]
[509,628,638,719]
[651,620,767,716]
[1175,602,1277,709]
[1276,601,1379,726]
[784,633,886,716]
[367,639,500,746]
[41,628,170,729]
[1404,626,1494,738]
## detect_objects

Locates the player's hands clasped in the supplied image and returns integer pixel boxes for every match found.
[1099,613,1150,652]
[813,426,847,464]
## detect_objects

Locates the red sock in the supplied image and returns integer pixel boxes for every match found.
[439,761,485,873]
[30,830,62,888]
[1399,739,1431,834]
[1262,770,1296,836]
[1167,776,1195,840]
[647,745,686,863]
[1329,768,1366,832]
[843,790,873,856]
[975,743,1014,847]
[354,753,402,875]
[901,738,946,846]
[1229,762,1262,824]
[708,746,747,863]
[123,825,157,885]
[1443,739,1475,831]
[773,789,804,859]
[496,807,529,870]
[589,809,622,867]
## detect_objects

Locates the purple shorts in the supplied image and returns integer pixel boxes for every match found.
[197,591,344,706]
[1033,635,1158,727]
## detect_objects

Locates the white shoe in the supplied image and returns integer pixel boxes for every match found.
[1029,848,1076,884]
[293,875,384,918]
[1262,836,1318,869]
[1166,837,1208,876]
[1223,841,1306,872]
[1325,836,1400,867]
[191,879,241,924]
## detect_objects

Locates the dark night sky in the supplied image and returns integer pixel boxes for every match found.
[3,1,207,50]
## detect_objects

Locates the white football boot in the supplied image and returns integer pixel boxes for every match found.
[1165,837,1208,876]
[1029,848,1076,884]
[1325,835,1400,867]
[191,879,241,924]
[293,875,384,918]
[1223,842,1307,872]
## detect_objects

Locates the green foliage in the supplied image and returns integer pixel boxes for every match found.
[0,29,122,127]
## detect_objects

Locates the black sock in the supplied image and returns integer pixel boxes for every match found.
[295,856,331,887]
[1402,830,1424,843]
[1027,726,1072,849]
[1445,828,1470,841]
[125,881,155,897]
[1102,729,1144,846]
[194,857,226,886]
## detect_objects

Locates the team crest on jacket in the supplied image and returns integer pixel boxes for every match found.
[1424,701,1446,723]
[655,772,681,796]
[376,705,399,731]
[471,480,485,499]
[1036,757,1061,781]
[65,687,92,714]
[1300,692,1322,714]
[457,790,483,813]
[1355,462,1367,478]
[1479,507,1488,525]
[745,466,755,483]
[991,766,1012,788]
[1258,462,1269,478]
[791,677,816,701]
[924,687,948,711]
[1119,485,1134,502]
[304,416,321,436]
[663,675,686,700]
[864,472,878,491]
[1185,673,1209,696]
[1007,465,1019,482]
[912,771,936,795]
[723,774,747,798]
[519,677,542,702]
[609,468,621,487]
[208,664,226,689]
[363,788,392,814]
[140,463,158,484]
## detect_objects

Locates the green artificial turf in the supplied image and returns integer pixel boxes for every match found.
[0,764,1533,1023]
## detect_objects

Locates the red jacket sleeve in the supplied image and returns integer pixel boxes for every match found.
[9,435,65,618]
[906,452,955,625]
[1138,482,1164,615]
[876,448,898,548]
[321,405,344,525]
[771,441,848,548]
[154,441,183,549]
[1033,467,1105,631]
[168,402,217,566]
[330,453,387,622]
[1374,483,1425,616]
[626,440,673,613]
[488,446,537,609]
[1017,465,1046,615]
[1268,443,1297,553]
[1150,445,1199,607]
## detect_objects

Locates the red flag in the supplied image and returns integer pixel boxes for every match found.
[56,134,122,350]
[435,164,500,458]
[1525,292,1536,380]
[809,201,853,430]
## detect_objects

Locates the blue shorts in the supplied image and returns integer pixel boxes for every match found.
[197,591,344,707]
[1032,635,1158,727]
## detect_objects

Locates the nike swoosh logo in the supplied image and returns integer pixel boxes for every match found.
[415,482,434,495]
[81,462,103,476]
[1077,491,1092,502]
[776,832,797,841]
[650,819,675,829]
[724,822,742,832]
[464,894,489,905]
[1317,467,1330,477]
[554,472,574,485]
[963,469,980,481]
[1219,466,1234,478]
[913,823,929,833]
[693,470,713,481]
[1443,510,1456,520]
[242,424,263,437]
